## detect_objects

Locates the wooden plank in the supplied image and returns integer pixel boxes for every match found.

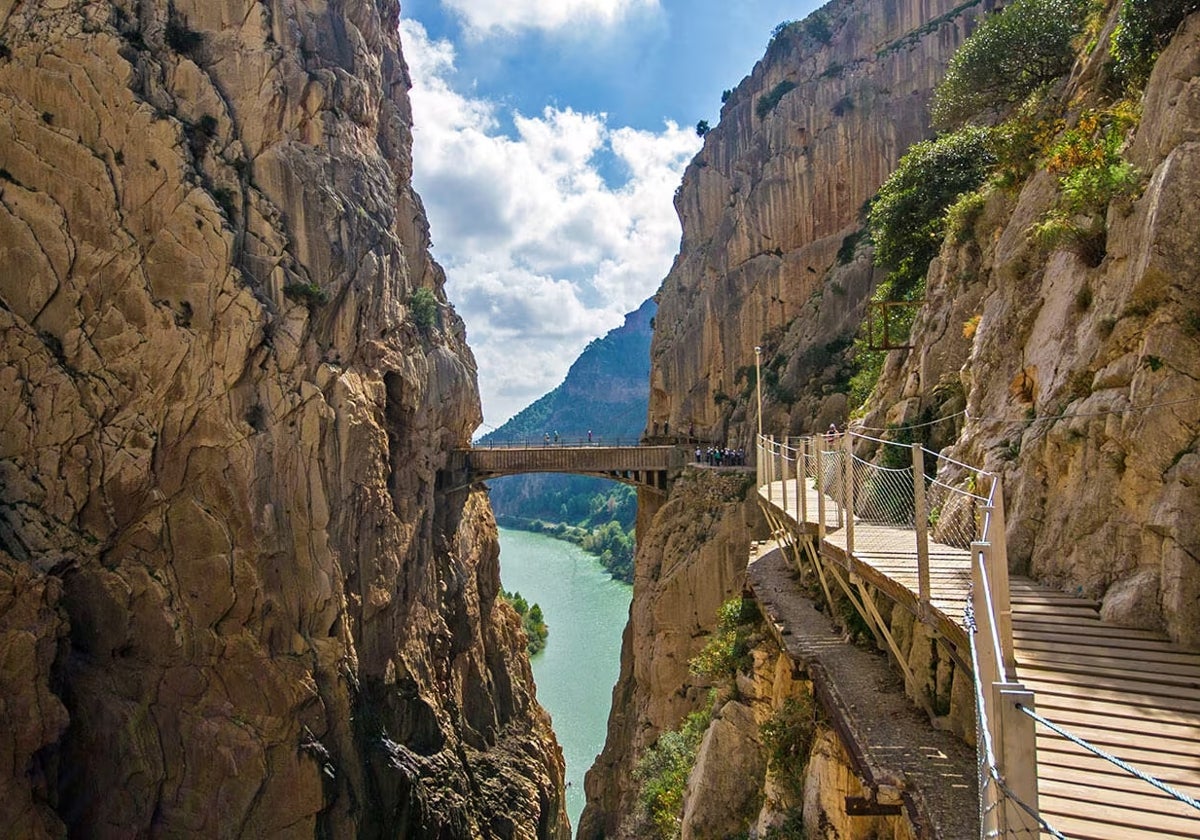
[1030,712,1200,760]
[1035,730,1199,771]
[1036,809,1199,840]
[1013,617,1167,640]
[1034,693,1200,727]
[1015,637,1200,668]
[1016,653,1200,690]
[1015,629,1196,656]
[1021,673,1200,716]
[1019,664,1200,706]
[1031,701,1200,743]
[1037,759,1200,802]
[1039,784,1200,836]
[1017,647,1200,680]
[1036,746,1200,787]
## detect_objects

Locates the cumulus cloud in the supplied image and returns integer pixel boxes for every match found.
[442,0,660,36]
[399,18,700,426]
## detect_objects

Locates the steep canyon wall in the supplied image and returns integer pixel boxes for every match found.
[0,1,566,836]
[864,7,1200,646]
[583,0,994,834]
[651,0,999,445]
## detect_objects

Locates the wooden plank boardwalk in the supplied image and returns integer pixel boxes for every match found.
[758,476,1200,840]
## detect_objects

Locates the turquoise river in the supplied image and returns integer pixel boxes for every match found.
[497,527,632,831]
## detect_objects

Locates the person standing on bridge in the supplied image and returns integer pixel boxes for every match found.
[588,430,593,444]
[544,432,550,446]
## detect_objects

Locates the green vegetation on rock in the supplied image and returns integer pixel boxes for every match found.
[410,287,438,329]
[931,0,1089,128]
[634,709,711,840]
[689,597,760,684]
[1111,0,1200,89]
[500,589,549,654]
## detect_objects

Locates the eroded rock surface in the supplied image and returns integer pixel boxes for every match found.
[0,2,566,836]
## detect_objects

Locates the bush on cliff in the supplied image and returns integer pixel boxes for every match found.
[1111,0,1200,88]
[867,126,994,299]
[689,597,760,684]
[634,709,711,840]
[931,0,1089,128]
[501,589,549,654]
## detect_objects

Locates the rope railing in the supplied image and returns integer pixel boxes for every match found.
[756,429,1038,839]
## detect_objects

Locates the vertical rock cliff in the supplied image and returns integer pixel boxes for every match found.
[583,0,994,834]
[0,1,566,836]
[651,0,999,444]
[865,5,1200,647]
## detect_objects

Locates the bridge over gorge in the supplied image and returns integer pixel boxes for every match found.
[752,432,1200,839]
[445,442,687,495]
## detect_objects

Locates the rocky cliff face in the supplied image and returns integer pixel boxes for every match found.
[650,0,999,445]
[865,7,1200,647]
[0,1,566,836]
[583,0,994,833]
[578,473,766,838]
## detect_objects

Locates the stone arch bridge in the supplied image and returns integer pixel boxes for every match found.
[445,444,687,495]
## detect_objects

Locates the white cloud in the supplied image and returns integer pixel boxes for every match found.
[399,18,700,427]
[442,0,660,36]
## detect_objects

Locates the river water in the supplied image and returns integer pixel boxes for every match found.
[497,527,632,832]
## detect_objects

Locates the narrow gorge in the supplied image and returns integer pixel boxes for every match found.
[3,0,1199,838]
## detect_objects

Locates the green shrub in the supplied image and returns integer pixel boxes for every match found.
[283,281,329,309]
[756,80,797,119]
[695,120,710,137]
[868,126,994,298]
[945,188,988,244]
[931,0,1089,128]
[836,229,866,265]
[760,695,817,799]
[501,589,549,654]
[635,710,711,839]
[1111,0,1200,89]
[689,598,760,683]
[1032,105,1143,265]
[847,346,885,412]
[410,286,438,329]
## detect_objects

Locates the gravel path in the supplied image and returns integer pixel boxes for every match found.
[748,543,979,839]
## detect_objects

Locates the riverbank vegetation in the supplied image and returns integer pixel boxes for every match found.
[500,589,549,654]
[494,481,637,582]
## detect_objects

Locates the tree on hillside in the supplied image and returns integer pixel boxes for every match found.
[931,0,1089,128]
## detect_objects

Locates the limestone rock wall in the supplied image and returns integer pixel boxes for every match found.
[863,8,1200,647]
[0,1,566,836]
[650,0,998,445]
[578,472,766,838]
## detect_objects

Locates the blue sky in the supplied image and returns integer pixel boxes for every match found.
[399,0,823,428]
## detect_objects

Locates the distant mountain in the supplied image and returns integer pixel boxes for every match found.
[481,298,655,582]
[481,297,655,445]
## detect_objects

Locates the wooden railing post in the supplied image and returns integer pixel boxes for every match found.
[842,433,855,555]
[798,438,808,523]
[984,476,1016,677]
[756,435,763,493]
[767,436,776,507]
[815,435,827,541]
[781,438,790,517]
[994,683,1039,837]
[912,443,930,619]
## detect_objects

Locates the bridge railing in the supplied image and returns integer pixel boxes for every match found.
[756,431,1039,839]
[473,435,644,448]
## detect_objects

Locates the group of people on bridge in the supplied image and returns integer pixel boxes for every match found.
[696,446,746,467]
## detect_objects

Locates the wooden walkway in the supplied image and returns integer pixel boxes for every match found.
[758,476,1200,840]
